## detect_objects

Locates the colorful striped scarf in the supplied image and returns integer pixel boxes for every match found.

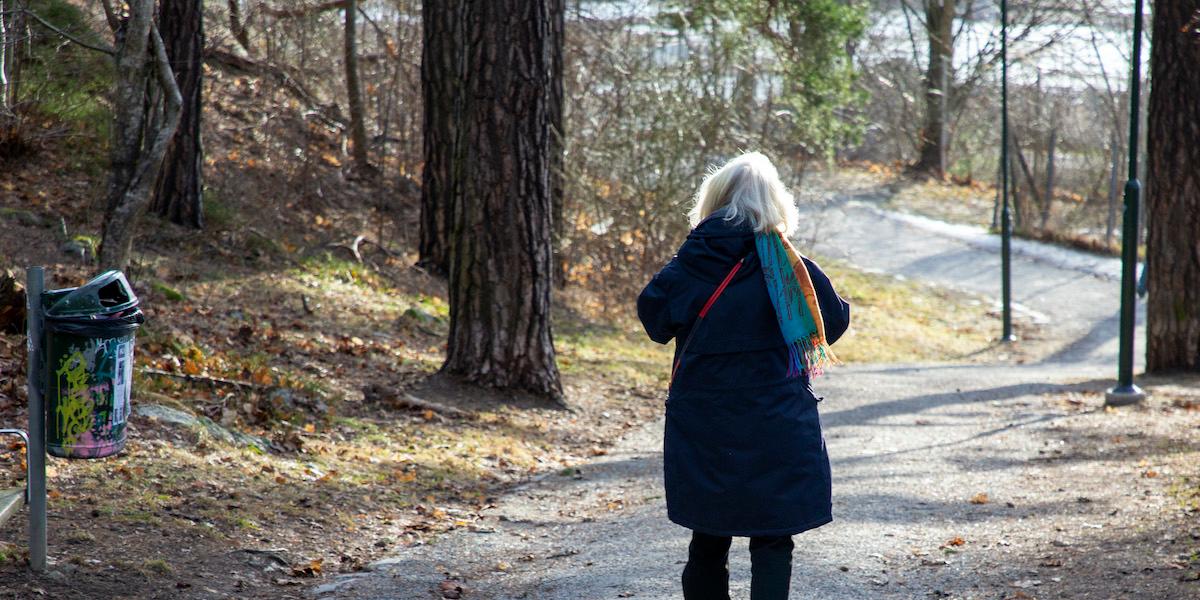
[755,230,836,377]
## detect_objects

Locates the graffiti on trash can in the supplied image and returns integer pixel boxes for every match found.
[54,349,94,452]
[51,338,132,457]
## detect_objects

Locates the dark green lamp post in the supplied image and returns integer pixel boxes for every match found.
[999,0,1014,342]
[1105,0,1146,406]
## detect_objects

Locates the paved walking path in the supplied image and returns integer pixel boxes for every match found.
[317,190,1192,599]
[798,190,1141,369]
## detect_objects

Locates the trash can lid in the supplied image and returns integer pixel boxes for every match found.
[44,270,139,318]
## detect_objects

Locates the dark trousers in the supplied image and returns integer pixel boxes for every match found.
[681,531,794,600]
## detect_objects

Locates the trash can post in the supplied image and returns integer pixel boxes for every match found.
[25,266,47,573]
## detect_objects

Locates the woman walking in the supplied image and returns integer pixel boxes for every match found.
[637,152,850,599]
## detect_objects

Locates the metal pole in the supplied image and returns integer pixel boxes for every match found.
[1106,0,1146,406]
[999,0,1014,342]
[25,266,47,571]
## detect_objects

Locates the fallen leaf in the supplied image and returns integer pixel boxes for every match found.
[291,558,323,578]
[439,579,464,599]
[249,366,273,385]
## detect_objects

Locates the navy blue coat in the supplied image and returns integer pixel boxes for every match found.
[637,209,850,537]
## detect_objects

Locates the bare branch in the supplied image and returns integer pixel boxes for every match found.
[356,5,390,42]
[203,47,348,130]
[20,8,115,55]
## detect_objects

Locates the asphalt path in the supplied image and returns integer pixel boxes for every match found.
[318,194,1170,600]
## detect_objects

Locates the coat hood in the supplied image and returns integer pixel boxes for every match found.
[676,207,759,283]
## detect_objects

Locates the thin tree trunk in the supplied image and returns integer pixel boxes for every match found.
[99,2,183,271]
[442,0,564,403]
[1041,126,1056,230]
[7,5,21,105]
[1145,0,1200,372]
[913,0,954,177]
[1105,128,1120,246]
[992,157,1001,230]
[1010,133,1042,232]
[228,0,251,53]
[151,0,204,228]
[417,0,462,275]
[343,0,371,173]
[1010,159,1023,230]
[1,0,9,113]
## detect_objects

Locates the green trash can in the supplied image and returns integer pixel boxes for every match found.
[41,271,144,459]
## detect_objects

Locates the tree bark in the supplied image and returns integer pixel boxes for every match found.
[912,0,954,178]
[548,0,566,286]
[151,0,205,229]
[1145,0,1200,372]
[441,0,564,403]
[343,0,371,173]
[417,0,462,275]
[98,2,183,271]
[228,0,251,53]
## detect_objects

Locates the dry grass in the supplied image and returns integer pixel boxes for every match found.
[818,258,997,363]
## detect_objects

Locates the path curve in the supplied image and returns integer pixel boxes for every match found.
[318,189,1185,600]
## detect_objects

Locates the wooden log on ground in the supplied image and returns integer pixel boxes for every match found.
[361,384,473,419]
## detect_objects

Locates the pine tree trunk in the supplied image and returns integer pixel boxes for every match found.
[151,0,204,229]
[913,0,954,177]
[1145,0,1200,372]
[549,0,566,286]
[417,0,462,276]
[441,0,564,403]
[343,0,372,173]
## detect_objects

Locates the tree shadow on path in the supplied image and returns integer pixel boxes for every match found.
[820,379,1112,428]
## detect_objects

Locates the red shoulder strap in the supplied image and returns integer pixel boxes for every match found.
[669,256,748,388]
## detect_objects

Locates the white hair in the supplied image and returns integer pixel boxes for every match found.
[687,151,799,236]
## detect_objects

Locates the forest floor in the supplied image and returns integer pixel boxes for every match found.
[0,98,1024,598]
